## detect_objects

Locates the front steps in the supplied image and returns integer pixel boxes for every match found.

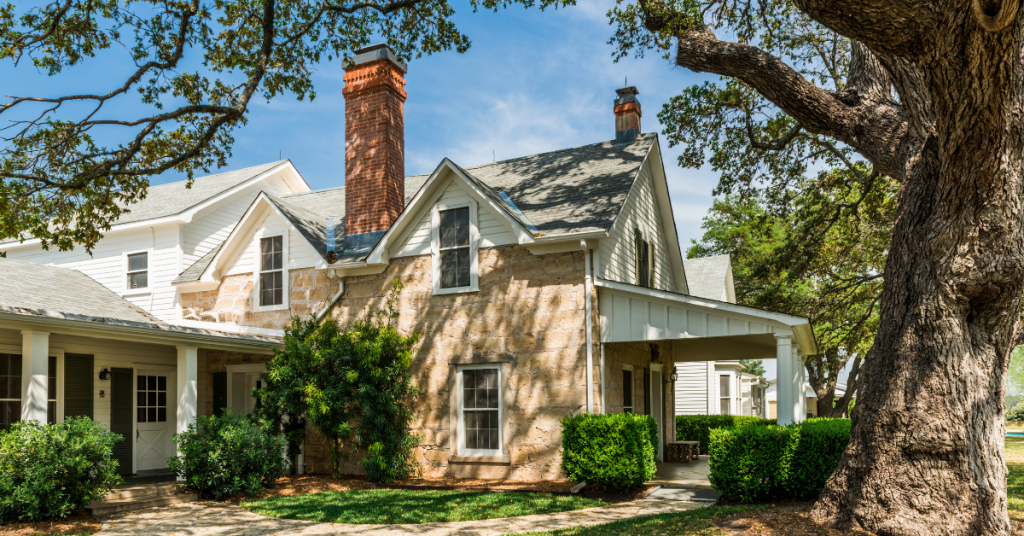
[87,481,198,516]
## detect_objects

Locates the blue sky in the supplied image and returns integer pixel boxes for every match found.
[4,1,816,380]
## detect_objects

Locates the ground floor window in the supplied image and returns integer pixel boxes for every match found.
[720,374,731,415]
[47,356,56,424]
[623,366,634,414]
[0,353,21,431]
[458,366,502,456]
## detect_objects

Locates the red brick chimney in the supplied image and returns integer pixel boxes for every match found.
[342,44,407,236]
[614,87,641,143]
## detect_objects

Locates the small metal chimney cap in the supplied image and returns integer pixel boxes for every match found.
[344,43,407,73]
[615,86,640,106]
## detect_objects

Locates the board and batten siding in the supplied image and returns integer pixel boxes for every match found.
[224,209,318,276]
[674,361,711,415]
[391,176,518,258]
[182,175,295,269]
[597,158,678,291]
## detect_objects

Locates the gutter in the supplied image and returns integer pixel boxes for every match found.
[583,240,594,413]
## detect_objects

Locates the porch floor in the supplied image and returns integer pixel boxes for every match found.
[650,456,713,489]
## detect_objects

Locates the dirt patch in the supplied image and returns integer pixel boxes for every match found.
[0,512,102,536]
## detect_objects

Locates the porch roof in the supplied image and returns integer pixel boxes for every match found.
[595,278,817,357]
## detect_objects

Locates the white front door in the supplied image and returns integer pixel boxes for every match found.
[136,371,175,471]
[651,366,664,461]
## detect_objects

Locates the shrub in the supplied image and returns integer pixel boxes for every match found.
[0,418,122,522]
[708,417,850,502]
[561,413,657,493]
[1008,401,1024,422]
[675,414,775,452]
[168,411,287,499]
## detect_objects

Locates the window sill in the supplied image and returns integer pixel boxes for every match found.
[253,303,290,313]
[449,454,510,464]
[121,289,152,297]
[433,285,479,296]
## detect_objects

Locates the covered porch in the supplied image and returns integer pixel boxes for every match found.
[0,310,278,475]
[594,278,817,459]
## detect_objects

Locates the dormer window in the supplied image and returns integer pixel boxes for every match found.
[431,201,479,295]
[259,236,283,306]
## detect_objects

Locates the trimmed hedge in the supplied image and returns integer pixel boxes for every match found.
[561,413,657,493]
[0,418,123,522]
[708,418,850,502]
[675,415,775,452]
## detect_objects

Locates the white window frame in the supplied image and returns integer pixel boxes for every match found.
[622,364,634,414]
[456,364,502,457]
[252,230,289,312]
[431,200,479,295]
[719,372,736,415]
[122,248,154,295]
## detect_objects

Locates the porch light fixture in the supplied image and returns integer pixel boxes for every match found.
[669,366,678,382]
[98,368,111,381]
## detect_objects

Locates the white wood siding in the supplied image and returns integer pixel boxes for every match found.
[391,177,518,257]
[674,361,710,415]
[597,159,678,291]
[183,175,294,268]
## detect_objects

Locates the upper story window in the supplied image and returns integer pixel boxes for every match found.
[432,202,479,295]
[634,228,653,289]
[259,236,283,307]
[126,252,149,290]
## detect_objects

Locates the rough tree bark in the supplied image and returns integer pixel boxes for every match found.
[645,0,1024,533]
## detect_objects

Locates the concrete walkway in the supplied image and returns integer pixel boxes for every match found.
[96,498,703,535]
[649,456,713,489]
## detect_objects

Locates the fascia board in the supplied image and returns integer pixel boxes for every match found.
[198,194,270,282]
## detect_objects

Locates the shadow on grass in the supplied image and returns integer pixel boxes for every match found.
[500,505,771,536]
[240,489,606,524]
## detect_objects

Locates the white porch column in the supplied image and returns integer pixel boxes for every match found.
[775,334,799,425]
[176,347,198,436]
[793,346,807,423]
[20,331,50,423]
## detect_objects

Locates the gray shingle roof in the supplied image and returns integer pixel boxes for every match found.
[175,134,658,277]
[683,254,732,301]
[406,133,658,236]
[0,257,279,343]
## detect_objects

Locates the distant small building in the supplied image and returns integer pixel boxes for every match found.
[767,380,847,419]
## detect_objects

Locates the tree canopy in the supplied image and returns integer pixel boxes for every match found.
[0,0,569,252]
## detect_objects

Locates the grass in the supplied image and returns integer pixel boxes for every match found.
[240,488,607,524]
[1008,437,1024,462]
[502,505,770,536]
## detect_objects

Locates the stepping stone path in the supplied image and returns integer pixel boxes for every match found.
[96,498,703,535]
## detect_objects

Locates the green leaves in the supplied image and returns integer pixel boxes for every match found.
[256,278,422,482]
[0,417,123,522]
[675,414,774,452]
[560,413,658,493]
[0,0,572,252]
[168,411,288,498]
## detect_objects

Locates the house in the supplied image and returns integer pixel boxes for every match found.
[0,44,817,480]
[672,254,770,418]
[767,380,846,419]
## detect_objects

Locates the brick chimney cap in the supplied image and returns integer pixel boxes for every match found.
[344,43,407,73]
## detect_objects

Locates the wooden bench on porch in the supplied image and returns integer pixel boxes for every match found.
[666,441,700,463]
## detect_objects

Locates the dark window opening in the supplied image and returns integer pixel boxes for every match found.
[635,228,652,288]
[463,368,499,450]
[0,353,22,431]
[440,208,471,289]
[623,368,634,414]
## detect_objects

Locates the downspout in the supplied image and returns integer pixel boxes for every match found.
[583,240,594,414]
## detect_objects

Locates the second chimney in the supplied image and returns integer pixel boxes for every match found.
[614,86,641,143]
[342,44,407,237]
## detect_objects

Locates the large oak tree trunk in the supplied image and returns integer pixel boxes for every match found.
[810,11,1024,534]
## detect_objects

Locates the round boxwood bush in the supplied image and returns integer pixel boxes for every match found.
[675,414,775,452]
[0,417,123,522]
[561,413,657,493]
[169,411,287,499]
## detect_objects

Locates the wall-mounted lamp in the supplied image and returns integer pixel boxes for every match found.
[98,368,111,381]
[669,366,678,382]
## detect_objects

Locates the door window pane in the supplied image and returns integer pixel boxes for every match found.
[137,375,168,423]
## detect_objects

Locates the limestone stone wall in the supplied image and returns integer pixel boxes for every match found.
[603,341,676,449]
[330,245,597,481]
[181,268,341,329]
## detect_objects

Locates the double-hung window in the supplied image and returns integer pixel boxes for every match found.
[259,236,284,307]
[459,366,501,456]
[0,353,21,431]
[720,374,732,415]
[622,367,634,414]
[432,202,478,295]
[126,252,148,290]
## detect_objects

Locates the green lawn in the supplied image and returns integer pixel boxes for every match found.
[240,488,607,524]
[503,505,769,536]
[1008,437,1024,461]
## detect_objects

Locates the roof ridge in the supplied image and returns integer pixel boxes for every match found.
[282,185,346,197]
[461,132,657,171]
[147,160,287,191]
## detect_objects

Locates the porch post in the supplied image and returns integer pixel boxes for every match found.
[794,347,806,422]
[775,334,797,425]
[20,331,49,423]
[176,347,198,436]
